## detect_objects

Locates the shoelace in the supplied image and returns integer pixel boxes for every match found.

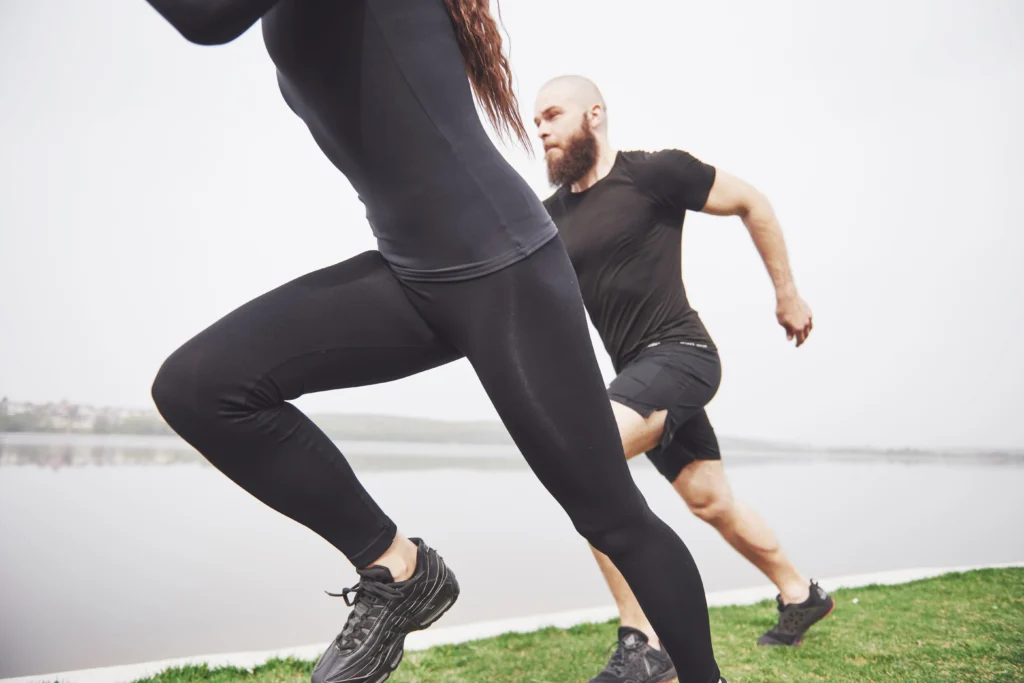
[326,579,405,648]
[602,639,637,676]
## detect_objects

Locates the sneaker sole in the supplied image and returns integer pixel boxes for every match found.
[658,664,680,683]
[794,595,836,647]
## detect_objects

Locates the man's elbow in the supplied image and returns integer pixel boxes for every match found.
[739,186,775,221]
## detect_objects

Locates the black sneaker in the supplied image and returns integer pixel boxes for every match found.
[588,626,677,683]
[311,538,459,683]
[757,580,834,646]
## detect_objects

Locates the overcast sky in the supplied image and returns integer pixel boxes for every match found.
[1,0,1021,450]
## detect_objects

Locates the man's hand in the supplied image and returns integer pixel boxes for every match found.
[776,293,813,347]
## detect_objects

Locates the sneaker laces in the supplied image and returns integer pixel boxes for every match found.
[326,579,404,649]
[602,636,642,676]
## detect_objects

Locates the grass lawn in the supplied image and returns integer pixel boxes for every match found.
[134,568,1022,683]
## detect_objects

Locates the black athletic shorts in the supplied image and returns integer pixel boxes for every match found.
[607,341,722,482]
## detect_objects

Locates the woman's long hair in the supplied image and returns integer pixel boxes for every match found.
[442,0,531,151]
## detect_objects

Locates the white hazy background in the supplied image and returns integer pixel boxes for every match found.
[1,0,1021,450]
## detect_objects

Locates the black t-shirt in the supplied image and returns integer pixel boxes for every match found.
[543,150,717,371]
[146,0,556,281]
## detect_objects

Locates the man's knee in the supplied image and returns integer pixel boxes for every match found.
[679,476,734,527]
[689,496,733,526]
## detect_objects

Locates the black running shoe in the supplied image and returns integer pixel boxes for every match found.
[758,580,835,646]
[588,626,677,683]
[311,538,459,683]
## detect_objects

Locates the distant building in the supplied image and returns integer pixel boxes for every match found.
[1,399,31,416]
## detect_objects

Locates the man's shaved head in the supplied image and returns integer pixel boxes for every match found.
[537,75,607,114]
[534,75,609,187]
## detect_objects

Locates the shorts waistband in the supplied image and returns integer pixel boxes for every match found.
[646,340,711,350]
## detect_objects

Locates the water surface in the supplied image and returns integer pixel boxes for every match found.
[1,434,1021,678]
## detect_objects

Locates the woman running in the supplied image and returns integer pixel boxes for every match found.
[141,1,725,682]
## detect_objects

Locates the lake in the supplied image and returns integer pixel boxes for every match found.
[1,433,1022,678]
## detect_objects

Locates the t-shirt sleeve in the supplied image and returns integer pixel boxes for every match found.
[542,192,562,222]
[631,149,717,217]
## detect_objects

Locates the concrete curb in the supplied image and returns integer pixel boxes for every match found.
[4,561,1021,683]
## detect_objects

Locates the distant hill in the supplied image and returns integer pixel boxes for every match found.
[2,400,1020,460]
[0,399,806,448]
[0,399,516,444]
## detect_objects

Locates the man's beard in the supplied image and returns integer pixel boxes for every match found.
[546,115,598,187]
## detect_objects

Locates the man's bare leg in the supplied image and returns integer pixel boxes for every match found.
[672,460,809,604]
[590,401,809,650]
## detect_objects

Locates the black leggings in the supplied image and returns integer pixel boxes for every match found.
[151,237,720,683]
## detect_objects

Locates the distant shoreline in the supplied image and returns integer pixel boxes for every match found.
[1,400,517,444]
[1,430,1021,469]
[2,400,1021,460]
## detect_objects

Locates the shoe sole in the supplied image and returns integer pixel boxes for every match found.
[759,595,836,647]
[658,664,680,683]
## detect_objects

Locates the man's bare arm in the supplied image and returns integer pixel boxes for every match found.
[700,170,813,346]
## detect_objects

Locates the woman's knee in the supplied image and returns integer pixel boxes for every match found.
[152,347,197,426]
[572,500,656,558]
[151,340,230,430]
